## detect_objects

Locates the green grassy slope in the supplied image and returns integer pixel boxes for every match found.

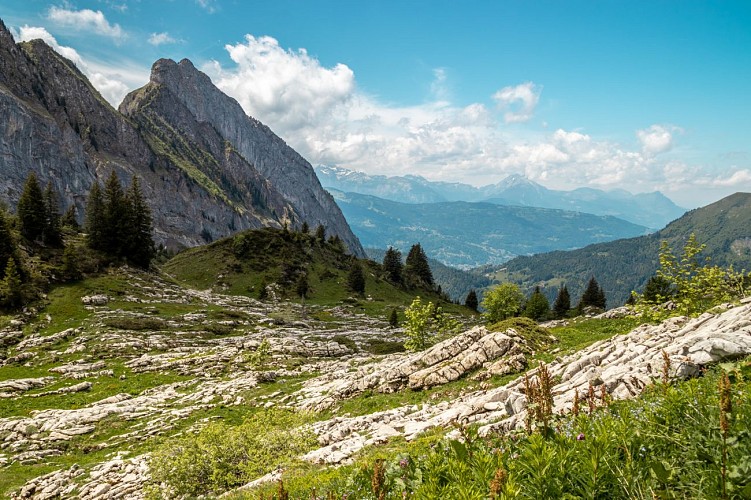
[485,192,751,307]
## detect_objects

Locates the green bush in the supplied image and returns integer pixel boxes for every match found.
[148,408,317,498]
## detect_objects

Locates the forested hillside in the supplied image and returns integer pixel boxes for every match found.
[489,192,751,307]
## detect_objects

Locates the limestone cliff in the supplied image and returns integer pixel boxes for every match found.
[120,58,364,256]
[0,20,363,254]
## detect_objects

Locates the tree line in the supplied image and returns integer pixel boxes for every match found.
[0,171,154,310]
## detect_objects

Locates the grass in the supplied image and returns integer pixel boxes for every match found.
[540,316,642,363]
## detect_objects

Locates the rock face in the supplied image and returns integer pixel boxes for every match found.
[0,19,363,254]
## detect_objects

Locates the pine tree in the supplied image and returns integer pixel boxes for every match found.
[465,289,479,311]
[17,172,46,242]
[0,258,22,308]
[102,172,128,256]
[61,205,79,230]
[300,221,310,234]
[388,308,399,328]
[405,243,433,287]
[315,225,326,243]
[43,183,62,247]
[85,181,105,250]
[61,244,81,281]
[524,286,551,321]
[382,247,403,284]
[642,275,673,303]
[347,261,366,294]
[553,285,571,319]
[579,277,606,310]
[0,206,16,274]
[125,176,155,268]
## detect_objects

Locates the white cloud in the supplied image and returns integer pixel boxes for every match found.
[14,25,147,105]
[637,124,681,155]
[203,35,751,207]
[492,82,542,123]
[148,32,177,46]
[47,6,124,40]
[196,0,218,13]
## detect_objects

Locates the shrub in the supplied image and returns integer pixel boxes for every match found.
[148,408,317,498]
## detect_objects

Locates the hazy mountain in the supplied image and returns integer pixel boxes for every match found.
[0,20,363,255]
[485,192,751,308]
[315,166,686,229]
[329,189,651,269]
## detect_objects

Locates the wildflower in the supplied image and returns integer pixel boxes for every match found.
[399,457,409,469]
[576,433,585,441]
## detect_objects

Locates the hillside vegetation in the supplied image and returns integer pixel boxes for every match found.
[489,192,751,307]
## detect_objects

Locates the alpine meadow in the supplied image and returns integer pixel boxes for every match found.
[1,2,751,499]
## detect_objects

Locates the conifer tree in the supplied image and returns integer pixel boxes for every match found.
[300,221,309,234]
[524,286,551,321]
[0,207,16,273]
[405,243,433,287]
[61,205,79,230]
[17,172,46,242]
[102,172,128,256]
[553,285,571,319]
[0,258,22,308]
[315,225,326,243]
[125,176,155,268]
[579,277,606,310]
[85,181,105,250]
[347,261,366,294]
[43,183,62,247]
[61,244,81,281]
[257,278,269,301]
[465,289,479,311]
[382,247,403,284]
[388,308,399,328]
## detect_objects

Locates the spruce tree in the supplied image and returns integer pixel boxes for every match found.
[579,277,606,310]
[553,285,571,319]
[300,221,310,234]
[61,205,79,230]
[315,225,326,242]
[0,258,22,309]
[524,286,551,321]
[85,182,105,250]
[102,172,128,256]
[405,243,433,287]
[257,278,268,300]
[17,172,46,242]
[347,261,366,294]
[642,275,673,303]
[388,308,399,328]
[0,207,16,273]
[382,247,403,284]
[43,183,62,247]
[465,289,479,311]
[125,176,155,268]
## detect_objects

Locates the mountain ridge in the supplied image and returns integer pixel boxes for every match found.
[329,188,651,269]
[0,20,364,255]
[315,165,686,229]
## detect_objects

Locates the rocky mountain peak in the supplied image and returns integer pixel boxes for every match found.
[123,57,365,255]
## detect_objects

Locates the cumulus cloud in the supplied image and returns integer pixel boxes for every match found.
[14,25,147,105]
[148,32,177,46]
[47,6,124,40]
[200,34,749,207]
[637,124,681,155]
[492,82,542,123]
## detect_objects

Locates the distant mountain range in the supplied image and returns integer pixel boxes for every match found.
[329,189,651,269]
[486,192,751,308]
[315,165,686,229]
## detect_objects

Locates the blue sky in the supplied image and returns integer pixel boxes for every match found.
[3,1,751,207]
